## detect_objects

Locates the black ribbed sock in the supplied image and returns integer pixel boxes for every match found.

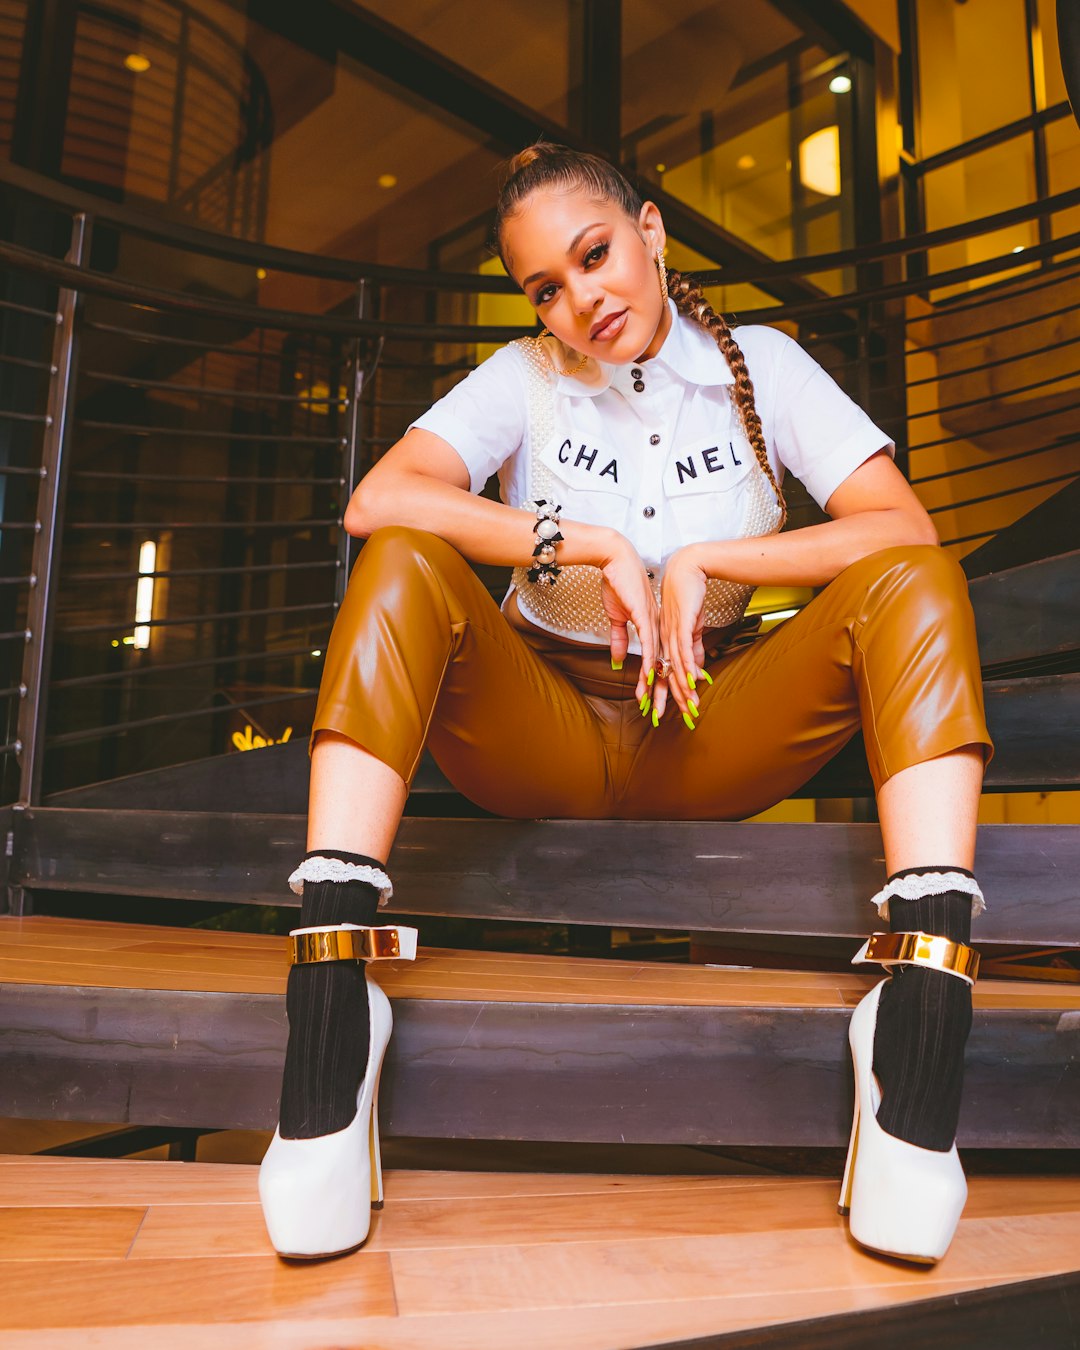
[278,850,384,1140]
[871,865,976,1152]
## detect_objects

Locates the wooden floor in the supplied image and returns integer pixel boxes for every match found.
[1,1156,1079,1348]
[3,916,1080,1012]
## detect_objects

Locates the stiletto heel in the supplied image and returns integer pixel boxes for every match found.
[837,1081,860,1215]
[369,1059,385,1210]
[259,922,417,1259]
[842,932,980,1264]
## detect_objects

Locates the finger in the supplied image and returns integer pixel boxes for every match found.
[652,668,668,723]
[661,609,690,718]
[610,624,629,673]
[635,628,657,711]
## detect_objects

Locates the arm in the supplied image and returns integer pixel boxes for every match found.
[678,450,937,589]
[347,427,660,695]
[655,451,937,722]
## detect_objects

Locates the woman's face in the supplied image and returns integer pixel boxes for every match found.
[502,187,671,364]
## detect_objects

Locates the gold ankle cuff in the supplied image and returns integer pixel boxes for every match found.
[852,931,980,985]
[289,924,418,965]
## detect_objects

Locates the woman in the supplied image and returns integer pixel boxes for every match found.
[258,144,993,1266]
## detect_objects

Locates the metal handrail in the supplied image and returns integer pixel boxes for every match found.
[0,168,1077,827]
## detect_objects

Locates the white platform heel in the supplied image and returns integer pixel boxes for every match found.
[259,922,418,1259]
[838,931,980,1264]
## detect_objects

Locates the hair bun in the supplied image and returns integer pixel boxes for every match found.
[505,141,563,179]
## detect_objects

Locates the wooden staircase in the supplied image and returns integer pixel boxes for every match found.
[0,546,1077,1145]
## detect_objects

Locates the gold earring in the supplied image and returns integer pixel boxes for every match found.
[655,249,669,303]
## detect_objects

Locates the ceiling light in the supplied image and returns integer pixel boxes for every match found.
[1012,245,1025,253]
[736,154,756,171]
[311,649,323,658]
[829,74,852,94]
[377,173,398,189]
[655,163,667,174]
[124,53,151,73]
[256,267,267,280]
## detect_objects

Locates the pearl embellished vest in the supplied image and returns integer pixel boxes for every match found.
[508,335,784,649]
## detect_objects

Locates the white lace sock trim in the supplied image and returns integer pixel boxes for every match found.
[287,857,393,907]
[870,870,985,922]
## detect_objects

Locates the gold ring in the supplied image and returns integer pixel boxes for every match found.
[655,657,672,680]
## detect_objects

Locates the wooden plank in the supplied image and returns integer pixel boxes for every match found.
[0,1154,1077,1349]
[386,1211,1080,1317]
[10,810,1080,944]
[0,977,1076,1146]
[967,548,1080,670]
[0,1252,397,1329]
[0,1206,147,1260]
[798,671,1080,794]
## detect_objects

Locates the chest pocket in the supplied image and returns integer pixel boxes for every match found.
[663,435,755,542]
[538,429,631,531]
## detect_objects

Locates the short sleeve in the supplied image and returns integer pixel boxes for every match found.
[741,327,894,511]
[408,344,527,495]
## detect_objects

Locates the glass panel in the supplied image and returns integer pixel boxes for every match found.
[0,0,28,159]
[1046,113,1080,243]
[622,0,854,277]
[924,137,1038,298]
[1038,0,1068,108]
[259,52,503,266]
[359,0,572,126]
[915,0,1032,158]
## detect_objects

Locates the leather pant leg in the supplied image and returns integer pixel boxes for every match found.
[311,526,624,817]
[617,544,994,820]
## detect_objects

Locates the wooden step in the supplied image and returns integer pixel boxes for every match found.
[2,917,1078,1146]
[8,808,1080,945]
[0,1155,1077,1348]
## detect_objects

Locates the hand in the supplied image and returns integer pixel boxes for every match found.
[657,545,709,725]
[597,533,659,705]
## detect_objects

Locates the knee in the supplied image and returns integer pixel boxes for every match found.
[857,544,975,628]
[357,525,453,571]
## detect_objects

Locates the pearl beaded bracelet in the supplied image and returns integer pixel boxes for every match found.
[525,498,563,587]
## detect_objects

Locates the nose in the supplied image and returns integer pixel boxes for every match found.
[565,272,602,315]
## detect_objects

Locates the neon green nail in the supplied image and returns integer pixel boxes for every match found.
[646,667,655,688]
[651,707,660,728]
[639,692,649,712]
[688,699,698,717]
[687,672,697,691]
[682,712,696,731]
[611,657,623,671]
[700,669,714,686]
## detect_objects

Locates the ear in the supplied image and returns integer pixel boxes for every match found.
[638,200,667,256]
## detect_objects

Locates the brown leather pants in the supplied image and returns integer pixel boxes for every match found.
[312,527,994,820]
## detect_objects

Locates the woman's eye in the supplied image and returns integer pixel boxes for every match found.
[583,241,610,267]
[535,283,556,305]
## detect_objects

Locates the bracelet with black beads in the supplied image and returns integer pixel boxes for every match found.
[525,498,563,587]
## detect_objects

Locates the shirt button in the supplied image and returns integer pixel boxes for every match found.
[646,569,655,579]
[649,433,661,446]
[631,367,643,379]
[633,380,645,392]
[643,506,655,519]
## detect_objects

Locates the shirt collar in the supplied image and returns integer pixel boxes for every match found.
[554,299,736,398]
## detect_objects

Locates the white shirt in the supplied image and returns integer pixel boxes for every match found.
[410,302,893,580]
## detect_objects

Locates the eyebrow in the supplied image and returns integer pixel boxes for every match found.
[521,222,606,290]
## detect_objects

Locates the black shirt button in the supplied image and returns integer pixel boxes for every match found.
[633,380,645,392]
[646,569,655,579]
[631,367,643,378]
[643,505,655,519]
[649,433,661,446]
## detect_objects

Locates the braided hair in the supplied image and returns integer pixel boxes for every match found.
[494,142,786,525]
